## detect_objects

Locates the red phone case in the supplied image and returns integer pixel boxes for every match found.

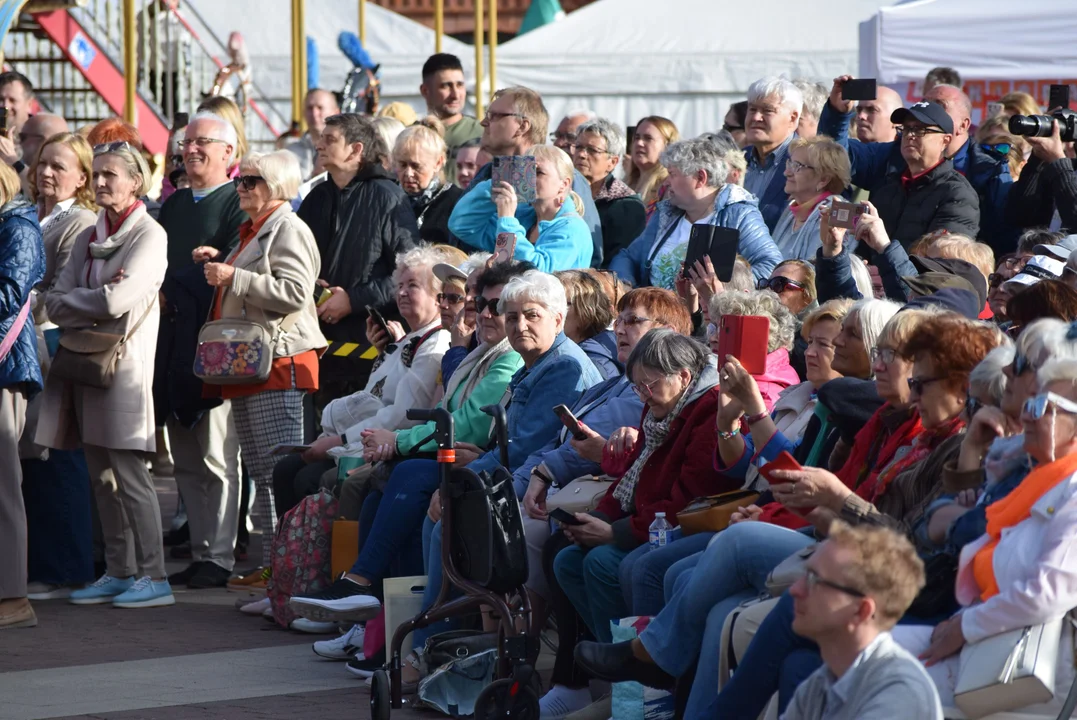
[717,315,770,375]
[758,451,802,485]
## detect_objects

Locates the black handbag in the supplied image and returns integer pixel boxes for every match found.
[448,465,529,595]
[421,629,498,670]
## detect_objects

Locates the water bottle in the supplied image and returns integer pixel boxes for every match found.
[649,512,672,549]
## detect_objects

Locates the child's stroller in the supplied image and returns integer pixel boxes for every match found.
[369,405,539,719]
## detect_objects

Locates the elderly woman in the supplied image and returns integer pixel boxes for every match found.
[556,269,620,379]
[0,163,45,629]
[610,138,782,289]
[20,132,98,600]
[167,151,327,586]
[772,137,851,261]
[393,122,465,249]
[449,145,593,271]
[571,119,646,264]
[36,142,170,609]
[626,116,679,218]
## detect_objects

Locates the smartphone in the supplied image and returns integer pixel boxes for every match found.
[841,78,877,102]
[757,451,803,485]
[828,198,867,230]
[626,125,636,149]
[682,224,740,282]
[491,155,537,203]
[365,305,390,335]
[268,443,312,457]
[0,108,8,132]
[716,314,770,375]
[986,102,1004,119]
[493,232,517,264]
[550,507,585,526]
[172,111,190,130]
[1049,84,1071,111]
[314,287,332,307]
[553,404,588,440]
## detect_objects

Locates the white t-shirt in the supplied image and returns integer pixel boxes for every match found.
[648,211,716,289]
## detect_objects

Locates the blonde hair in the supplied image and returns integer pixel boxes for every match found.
[723,148,747,186]
[878,308,940,358]
[197,95,248,167]
[627,116,680,206]
[30,132,96,210]
[376,101,418,126]
[975,116,1029,180]
[801,298,853,341]
[0,163,20,205]
[394,122,449,181]
[492,86,549,146]
[532,144,585,215]
[789,136,851,193]
[239,151,302,201]
[1000,91,1041,119]
[372,117,406,164]
[929,236,995,281]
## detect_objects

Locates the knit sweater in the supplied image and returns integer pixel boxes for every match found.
[157,184,245,275]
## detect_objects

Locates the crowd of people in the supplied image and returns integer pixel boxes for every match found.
[3,50,1077,720]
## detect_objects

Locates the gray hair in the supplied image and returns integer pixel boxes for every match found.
[98,143,151,196]
[576,118,626,158]
[729,257,754,292]
[461,252,493,277]
[626,328,710,381]
[1037,358,1077,390]
[708,289,796,353]
[747,77,804,116]
[187,111,239,148]
[393,244,452,292]
[793,79,829,121]
[1020,318,1077,368]
[498,269,568,318]
[850,298,903,360]
[848,253,875,300]
[660,137,729,188]
[239,151,301,201]
[564,108,598,123]
[971,344,1015,407]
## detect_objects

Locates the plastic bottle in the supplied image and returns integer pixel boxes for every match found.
[649,512,672,549]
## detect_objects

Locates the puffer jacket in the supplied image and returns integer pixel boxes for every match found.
[870,158,980,251]
[297,163,419,345]
[608,183,782,287]
[0,199,44,393]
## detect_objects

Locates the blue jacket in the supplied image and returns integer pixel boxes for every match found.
[467,332,602,496]
[512,374,643,494]
[818,103,1015,252]
[815,241,917,304]
[459,162,604,267]
[0,200,44,394]
[448,179,593,272]
[607,184,782,287]
[579,329,622,380]
[743,141,794,232]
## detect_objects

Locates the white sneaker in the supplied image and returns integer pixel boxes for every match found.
[262,605,275,622]
[540,685,594,719]
[239,597,271,616]
[290,617,340,634]
[27,583,73,600]
[313,624,365,660]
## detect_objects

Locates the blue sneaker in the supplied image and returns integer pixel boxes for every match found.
[112,576,175,609]
[69,575,134,605]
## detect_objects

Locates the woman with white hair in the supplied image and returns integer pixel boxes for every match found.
[608,137,782,290]
[36,142,171,608]
[172,151,328,583]
[393,122,465,249]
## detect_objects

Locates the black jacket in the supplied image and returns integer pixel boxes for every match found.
[297,164,420,344]
[871,158,980,250]
[413,183,471,251]
[1006,155,1077,234]
[594,175,647,267]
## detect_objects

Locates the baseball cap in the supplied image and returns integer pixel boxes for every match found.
[433,262,468,284]
[903,272,977,299]
[1002,255,1065,291]
[903,288,981,320]
[910,256,988,308]
[891,101,954,135]
[1033,234,1077,262]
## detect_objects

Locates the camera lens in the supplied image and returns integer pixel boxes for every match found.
[1008,114,1054,137]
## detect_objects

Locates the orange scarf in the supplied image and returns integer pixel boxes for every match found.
[972,451,1077,600]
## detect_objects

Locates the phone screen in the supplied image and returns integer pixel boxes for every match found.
[841,78,877,102]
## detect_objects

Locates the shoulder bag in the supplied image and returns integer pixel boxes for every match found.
[546,475,614,514]
[0,296,31,364]
[194,298,299,386]
[676,489,761,535]
[50,299,155,389]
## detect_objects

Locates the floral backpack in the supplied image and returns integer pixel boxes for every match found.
[267,489,339,628]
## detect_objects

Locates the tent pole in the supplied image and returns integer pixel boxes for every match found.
[358,0,366,44]
[488,0,497,98]
[474,0,484,117]
[291,0,302,127]
[434,0,443,52]
[122,0,136,124]
[298,0,307,132]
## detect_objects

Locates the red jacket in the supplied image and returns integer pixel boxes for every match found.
[595,384,739,549]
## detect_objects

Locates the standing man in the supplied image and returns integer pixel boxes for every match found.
[0,72,35,179]
[1,113,67,196]
[551,109,596,153]
[742,76,803,232]
[157,112,244,590]
[287,88,341,182]
[298,113,419,404]
[420,54,482,182]
[854,86,903,144]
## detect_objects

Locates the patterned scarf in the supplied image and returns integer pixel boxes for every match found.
[408,178,444,228]
[612,375,700,512]
[860,413,966,505]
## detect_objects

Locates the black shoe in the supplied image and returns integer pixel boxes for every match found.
[167,562,205,587]
[346,648,386,678]
[574,640,676,690]
[169,541,192,560]
[187,562,232,589]
[164,522,190,547]
[287,576,382,622]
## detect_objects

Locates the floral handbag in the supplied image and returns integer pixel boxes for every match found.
[193,302,299,386]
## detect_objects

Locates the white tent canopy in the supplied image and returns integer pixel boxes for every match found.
[496,0,894,137]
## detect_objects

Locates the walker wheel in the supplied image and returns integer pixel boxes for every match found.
[370,668,391,720]
[474,678,540,720]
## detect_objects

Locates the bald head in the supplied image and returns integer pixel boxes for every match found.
[926,84,972,151]
[304,89,340,135]
[855,86,903,144]
[21,113,68,166]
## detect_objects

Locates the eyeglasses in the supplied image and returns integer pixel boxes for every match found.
[757,276,806,294]
[988,272,1004,290]
[982,142,1012,156]
[437,292,466,305]
[551,132,578,145]
[180,136,230,149]
[907,376,944,395]
[233,175,264,191]
[870,347,897,365]
[483,110,525,123]
[804,569,865,598]
[631,377,666,400]
[474,296,502,317]
[93,140,136,156]
[614,313,652,328]
[901,126,947,138]
[574,144,612,157]
[722,123,744,133]
[786,159,815,174]
[1023,391,1077,420]
[1011,351,1033,376]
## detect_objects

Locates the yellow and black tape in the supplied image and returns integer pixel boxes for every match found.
[323,342,379,360]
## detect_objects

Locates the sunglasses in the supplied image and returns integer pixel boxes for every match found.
[982,142,1012,156]
[722,122,745,133]
[1023,392,1077,420]
[757,276,805,294]
[437,292,465,305]
[474,296,502,317]
[233,175,264,191]
[908,376,944,395]
[614,313,653,328]
[1011,351,1033,376]
[93,140,136,156]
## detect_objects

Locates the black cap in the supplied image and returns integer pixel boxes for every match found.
[891,101,954,135]
[902,272,978,302]
[909,256,987,308]
[903,288,981,320]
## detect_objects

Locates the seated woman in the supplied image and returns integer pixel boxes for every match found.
[448,145,593,272]
[556,269,620,379]
[771,136,850,262]
[609,137,782,289]
[393,121,465,248]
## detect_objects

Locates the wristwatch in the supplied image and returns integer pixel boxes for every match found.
[12,160,25,174]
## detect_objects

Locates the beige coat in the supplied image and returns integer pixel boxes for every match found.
[35,205,166,452]
[217,202,326,359]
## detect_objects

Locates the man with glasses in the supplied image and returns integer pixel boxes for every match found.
[551,109,596,153]
[742,76,803,232]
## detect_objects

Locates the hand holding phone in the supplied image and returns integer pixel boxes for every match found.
[716,314,770,375]
[491,156,537,203]
[758,451,803,485]
[828,199,867,230]
[550,507,585,526]
[841,78,877,102]
[553,404,588,440]
[493,232,517,264]
[1049,84,1071,112]
[366,305,390,335]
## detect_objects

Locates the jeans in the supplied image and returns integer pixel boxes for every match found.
[637,522,815,718]
[349,459,437,593]
[544,530,592,687]
[619,532,716,616]
[22,450,95,586]
[553,543,632,642]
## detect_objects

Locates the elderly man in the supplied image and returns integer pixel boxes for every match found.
[552,109,596,153]
[571,118,645,265]
[454,85,604,266]
[820,76,1013,253]
[742,76,803,232]
[923,66,961,95]
[4,113,67,195]
[855,86,903,143]
[157,111,244,590]
[287,88,340,181]
[420,53,482,182]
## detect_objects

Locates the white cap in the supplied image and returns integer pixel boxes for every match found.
[1003,255,1065,291]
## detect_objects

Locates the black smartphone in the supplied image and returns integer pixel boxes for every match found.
[365,305,390,335]
[0,107,9,132]
[842,78,877,102]
[626,125,636,149]
[1049,84,1071,111]
[172,112,190,130]
[553,404,588,440]
[683,224,740,282]
[550,507,584,526]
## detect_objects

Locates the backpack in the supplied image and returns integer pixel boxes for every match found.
[267,489,339,628]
